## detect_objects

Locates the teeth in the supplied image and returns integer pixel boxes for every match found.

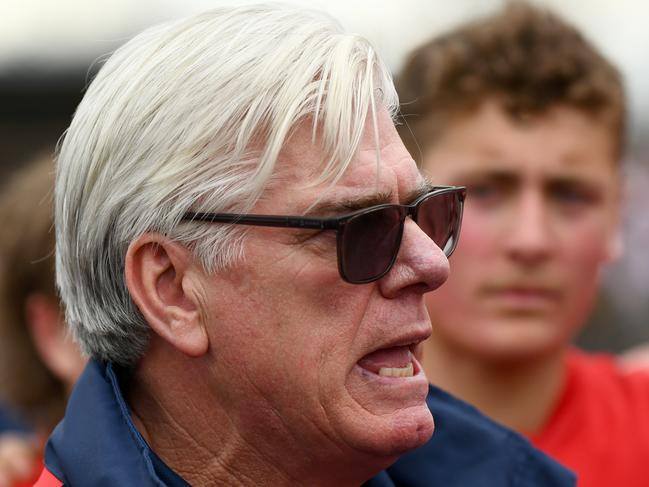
[378,362,414,378]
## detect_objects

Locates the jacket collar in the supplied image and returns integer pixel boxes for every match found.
[45,360,189,487]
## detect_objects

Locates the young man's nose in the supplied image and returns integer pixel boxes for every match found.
[504,192,553,264]
[379,219,450,298]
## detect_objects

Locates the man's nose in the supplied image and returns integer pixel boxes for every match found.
[379,219,450,298]
[503,191,553,265]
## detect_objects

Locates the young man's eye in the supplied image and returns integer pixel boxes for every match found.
[549,184,601,208]
[466,182,506,205]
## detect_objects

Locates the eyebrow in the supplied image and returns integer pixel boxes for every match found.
[456,169,518,185]
[458,168,604,189]
[306,180,433,216]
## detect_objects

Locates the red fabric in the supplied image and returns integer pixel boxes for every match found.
[528,349,649,487]
[31,466,62,487]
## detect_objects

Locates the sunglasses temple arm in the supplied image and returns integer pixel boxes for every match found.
[182,212,339,230]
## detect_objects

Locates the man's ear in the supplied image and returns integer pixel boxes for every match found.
[125,234,208,357]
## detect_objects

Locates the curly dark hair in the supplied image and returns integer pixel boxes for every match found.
[396,1,626,163]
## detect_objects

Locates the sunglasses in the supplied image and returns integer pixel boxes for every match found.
[182,185,466,284]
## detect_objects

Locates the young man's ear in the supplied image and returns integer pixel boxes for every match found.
[605,230,624,263]
[25,294,86,390]
[604,179,625,264]
[125,234,208,357]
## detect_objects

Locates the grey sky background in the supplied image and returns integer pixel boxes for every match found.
[3,0,649,149]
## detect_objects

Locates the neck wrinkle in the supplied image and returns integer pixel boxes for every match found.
[124,343,376,487]
[126,360,303,487]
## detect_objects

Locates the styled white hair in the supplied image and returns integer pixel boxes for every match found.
[55,4,398,365]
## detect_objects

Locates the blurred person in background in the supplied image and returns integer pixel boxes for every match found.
[396,2,649,486]
[0,157,86,487]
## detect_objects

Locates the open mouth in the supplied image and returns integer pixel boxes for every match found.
[357,345,416,378]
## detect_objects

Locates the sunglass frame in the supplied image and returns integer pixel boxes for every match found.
[181,185,466,284]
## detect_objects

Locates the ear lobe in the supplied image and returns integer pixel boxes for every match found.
[125,234,208,358]
[605,229,624,263]
[605,184,625,264]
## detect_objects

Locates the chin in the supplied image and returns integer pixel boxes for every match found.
[383,410,436,455]
[462,322,568,363]
[344,403,435,458]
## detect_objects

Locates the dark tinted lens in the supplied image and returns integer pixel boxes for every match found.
[417,192,461,257]
[341,206,404,283]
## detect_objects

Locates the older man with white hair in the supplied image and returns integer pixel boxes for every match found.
[35,5,574,486]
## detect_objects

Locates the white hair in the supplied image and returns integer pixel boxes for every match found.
[55,4,398,365]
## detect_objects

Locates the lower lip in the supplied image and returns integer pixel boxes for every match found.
[347,356,430,412]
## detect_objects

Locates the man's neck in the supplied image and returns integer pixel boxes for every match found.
[124,339,381,487]
[125,352,299,486]
[421,337,567,435]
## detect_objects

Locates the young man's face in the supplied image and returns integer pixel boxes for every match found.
[420,100,620,361]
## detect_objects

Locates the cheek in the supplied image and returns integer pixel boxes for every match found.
[557,219,612,279]
[455,210,500,259]
[548,222,611,341]
[424,242,485,337]
[427,210,500,305]
[554,223,610,313]
[209,253,374,396]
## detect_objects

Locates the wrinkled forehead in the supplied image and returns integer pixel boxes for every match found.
[263,111,423,214]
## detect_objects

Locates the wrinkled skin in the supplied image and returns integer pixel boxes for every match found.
[128,109,451,486]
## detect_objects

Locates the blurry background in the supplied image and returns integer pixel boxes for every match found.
[1,0,647,351]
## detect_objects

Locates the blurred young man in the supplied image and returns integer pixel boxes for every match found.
[396,3,649,486]
[0,157,86,486]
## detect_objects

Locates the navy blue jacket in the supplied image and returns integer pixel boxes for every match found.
[380,387,575,486]
[39,360,575,486]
